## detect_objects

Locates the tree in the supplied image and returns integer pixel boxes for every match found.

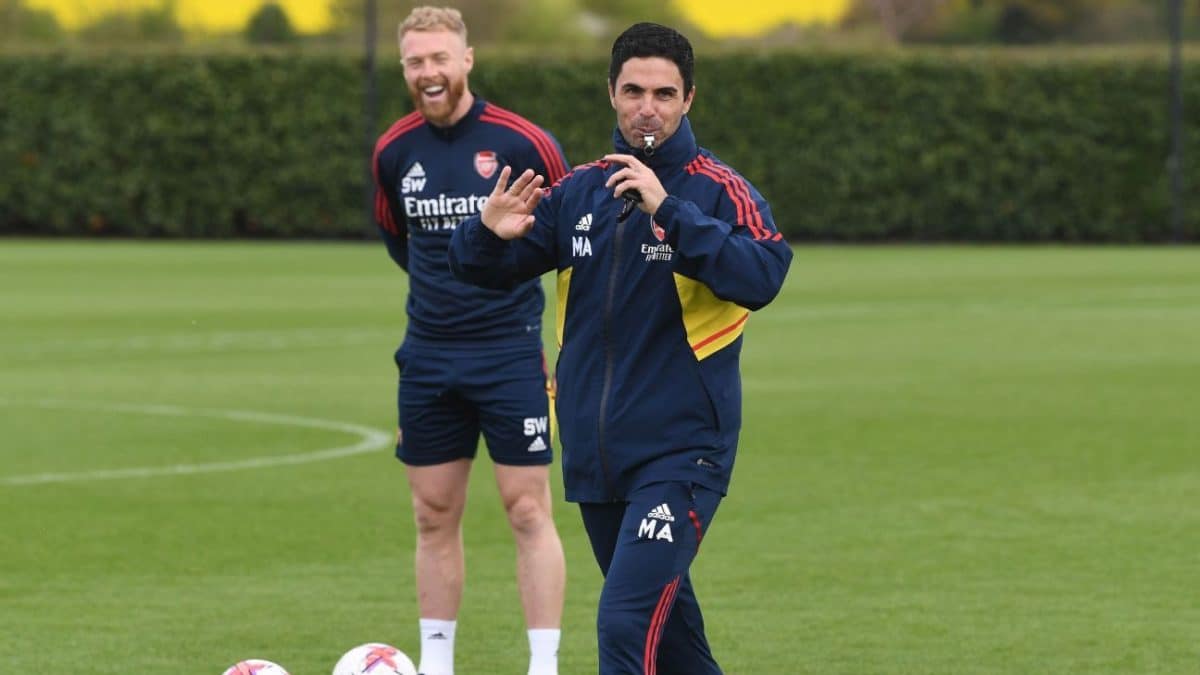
[844,0,1139,43]
[77,0,184,44]
[989,0,1116,43]
[575,0,687,34]
[496,0,589,45]
[0,0,62,42]
[842,0,958,41]
[873,0,954,40]
[245,2,297,44]
[328,0,523,46]
[326,0,604,48]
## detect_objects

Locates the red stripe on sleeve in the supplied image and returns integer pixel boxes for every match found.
[686,158,748,231]
[693,156,767,239]
[544,160,608,197]
[375,189,398,235]
[688,157,770,240]
[690,163,747,230]
[480,104,568,182]
[480,110,564,181]
[697,156,764,236]
[719,160,768,238]
[372,112,422,181]
[482,104,567,179]
[370,113,422,234]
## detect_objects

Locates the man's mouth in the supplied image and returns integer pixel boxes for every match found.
[420,84,447,102]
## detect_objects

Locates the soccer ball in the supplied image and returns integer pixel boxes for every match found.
[332,642,418,675]
[222,659,291,675]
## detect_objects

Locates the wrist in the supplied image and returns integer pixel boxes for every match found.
[652,194,678,223]
[470,216,508,247]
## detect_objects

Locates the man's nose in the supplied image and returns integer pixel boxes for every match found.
[637,95,656,116]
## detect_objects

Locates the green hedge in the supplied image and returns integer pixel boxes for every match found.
[1,51,1196,241]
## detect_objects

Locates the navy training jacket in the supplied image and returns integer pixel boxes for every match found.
[373,97,569,346]
[449,117,793,502]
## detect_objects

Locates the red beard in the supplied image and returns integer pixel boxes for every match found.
[408,76,467,126]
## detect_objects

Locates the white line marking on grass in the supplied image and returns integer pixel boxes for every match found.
[5,327,397,360]
[0,399,392,486]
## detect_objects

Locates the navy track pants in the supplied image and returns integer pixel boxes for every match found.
[579,481,724,675]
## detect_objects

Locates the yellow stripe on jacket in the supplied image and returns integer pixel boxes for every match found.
[673,273,750,360]
[556,267,573,350]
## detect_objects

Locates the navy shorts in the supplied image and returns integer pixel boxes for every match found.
[393,340,553,466]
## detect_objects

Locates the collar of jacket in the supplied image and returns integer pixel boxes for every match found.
[425,95,485,141]
[611,116,698,171]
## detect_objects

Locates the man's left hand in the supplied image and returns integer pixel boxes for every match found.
[603,154,667,217]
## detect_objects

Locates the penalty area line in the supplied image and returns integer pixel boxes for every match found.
[0,399,392,486]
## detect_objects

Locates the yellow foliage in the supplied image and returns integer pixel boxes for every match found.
[674,0,850,36]
[24,0,332,33]
[23,0,850,36]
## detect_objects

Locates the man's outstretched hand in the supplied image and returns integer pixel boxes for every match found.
[480,166,545,240]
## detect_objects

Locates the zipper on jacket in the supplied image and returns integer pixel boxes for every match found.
[595,214,624,499]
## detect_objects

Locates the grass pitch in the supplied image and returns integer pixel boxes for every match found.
[1,240,1197,674]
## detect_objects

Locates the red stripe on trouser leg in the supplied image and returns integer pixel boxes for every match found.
[643,576,681,675]
[689,509,704,548]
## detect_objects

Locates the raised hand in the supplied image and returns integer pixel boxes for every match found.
[480,166,545,240]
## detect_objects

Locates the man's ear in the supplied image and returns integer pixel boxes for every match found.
[682,86,695,115]
[464,46,474,73]
[608,80,617,110]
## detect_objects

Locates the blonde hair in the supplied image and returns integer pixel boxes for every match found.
[399,6,468,42]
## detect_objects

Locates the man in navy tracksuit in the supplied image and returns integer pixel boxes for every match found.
[372,7,569,675]
[449,22,793,674]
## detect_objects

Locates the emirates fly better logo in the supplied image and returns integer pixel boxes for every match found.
[642,220,674,262]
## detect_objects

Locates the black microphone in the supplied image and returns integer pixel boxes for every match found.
[617,134,656,223]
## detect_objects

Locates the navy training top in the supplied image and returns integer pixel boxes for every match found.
[373,97,569,346]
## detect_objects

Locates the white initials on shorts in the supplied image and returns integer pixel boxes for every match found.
[523,417,549,436]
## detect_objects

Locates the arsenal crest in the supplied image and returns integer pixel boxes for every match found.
[651,220,666,242]
[474,151,498,179]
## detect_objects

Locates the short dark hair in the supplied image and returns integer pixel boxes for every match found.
[608,22,694,95]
